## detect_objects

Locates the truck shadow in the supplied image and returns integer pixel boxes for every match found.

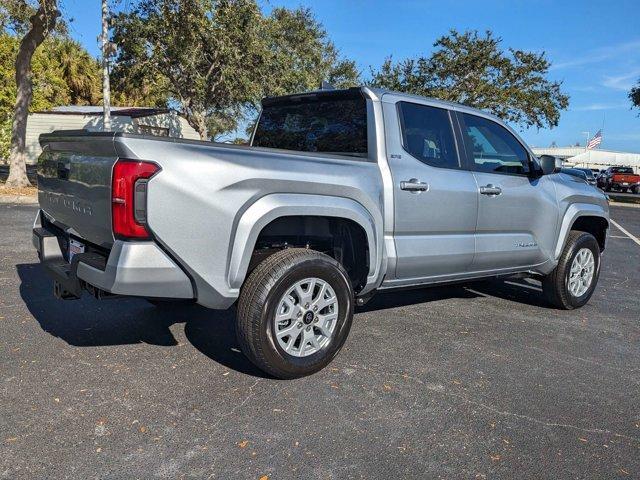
[16,262,268,378]
[17,263,551,378]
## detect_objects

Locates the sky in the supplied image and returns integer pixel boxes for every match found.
[61,0,640,152]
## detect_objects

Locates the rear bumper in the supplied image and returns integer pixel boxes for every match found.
[33,211,194,300]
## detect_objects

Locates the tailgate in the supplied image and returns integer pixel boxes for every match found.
[37,131,118,248]
[613,174,640,183]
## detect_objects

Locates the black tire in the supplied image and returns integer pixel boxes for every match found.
[236,248,354,379]
[542,231,601,310]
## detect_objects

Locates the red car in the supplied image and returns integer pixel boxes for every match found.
[597,166,640,193]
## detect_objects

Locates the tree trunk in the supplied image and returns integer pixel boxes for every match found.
[5,1,59,188]
[186,111,209,141]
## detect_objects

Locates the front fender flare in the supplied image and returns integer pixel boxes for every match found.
[554,203,609,260]
[227,194,384,293]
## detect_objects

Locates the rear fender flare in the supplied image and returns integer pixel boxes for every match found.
[227,194,383,292]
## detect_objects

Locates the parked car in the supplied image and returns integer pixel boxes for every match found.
[597,166,640,193]
[561,167,588,182]
[574,167,597,186]
[33,87,610,378]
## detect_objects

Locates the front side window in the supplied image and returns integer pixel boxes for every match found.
[460,113,530,175]
[397,102,459,169]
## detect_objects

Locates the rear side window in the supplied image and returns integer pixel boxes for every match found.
[397,102,459,169]
[252,94,368,157]
[460,113,530,175]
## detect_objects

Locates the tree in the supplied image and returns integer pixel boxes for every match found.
[369,30,569,129]
[1,34,101,161]
[4,0,60,187]
[111,1,359,140]
[51,37,101,105]
[631,79,640,111]
[0,0,37,34]
[262,7,358,96]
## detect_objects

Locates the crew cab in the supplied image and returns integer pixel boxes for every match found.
[597,166,640,193]
[33,87,609,378]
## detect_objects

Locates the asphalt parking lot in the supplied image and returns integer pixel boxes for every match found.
[1,204,639,479]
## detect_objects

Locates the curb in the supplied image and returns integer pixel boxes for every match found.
[0,195,38,205]
[609,201,640,209]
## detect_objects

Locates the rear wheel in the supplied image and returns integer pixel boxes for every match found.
[542,231,600,310]
[236,248,354,379]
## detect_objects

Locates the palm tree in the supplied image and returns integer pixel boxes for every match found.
[53,38,101,105]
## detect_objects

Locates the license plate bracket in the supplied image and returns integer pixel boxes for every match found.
[69,238,85,263]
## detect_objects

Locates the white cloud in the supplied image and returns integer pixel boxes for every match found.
[551,39,640,70]
[572,102,630,111]
[602,70,640,91]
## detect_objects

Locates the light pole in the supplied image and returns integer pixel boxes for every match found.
[101,0,111,131]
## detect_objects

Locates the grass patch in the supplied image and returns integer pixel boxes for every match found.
[0,184,37,197]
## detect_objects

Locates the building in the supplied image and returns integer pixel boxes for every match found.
[24,106,200,164]
[532,147,640,173]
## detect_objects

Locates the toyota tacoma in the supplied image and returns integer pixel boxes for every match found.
[33,87,610,378]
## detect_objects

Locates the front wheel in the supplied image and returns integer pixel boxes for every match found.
[236,248,354,379]
[542,231,601,310]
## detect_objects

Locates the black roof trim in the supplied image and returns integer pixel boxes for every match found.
[261,87,365,107]
[33,108,171,118]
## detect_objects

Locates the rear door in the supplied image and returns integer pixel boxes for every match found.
[455,112,558,271]
[383,99,478,284]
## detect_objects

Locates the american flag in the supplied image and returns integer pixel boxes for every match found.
[587,130,602,149]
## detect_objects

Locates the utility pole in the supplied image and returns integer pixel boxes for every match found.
[101,0,111,131]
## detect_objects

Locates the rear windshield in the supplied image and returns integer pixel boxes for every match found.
[612,167,634,174]
[252,92,368,157]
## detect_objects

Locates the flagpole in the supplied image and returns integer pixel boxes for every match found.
[583,131,590,152]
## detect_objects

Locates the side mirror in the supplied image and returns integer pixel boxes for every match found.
[539,155,562,175]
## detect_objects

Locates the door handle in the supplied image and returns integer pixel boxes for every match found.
[400,178,429,192]
[479,184,502,196]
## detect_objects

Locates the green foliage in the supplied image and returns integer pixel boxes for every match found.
[369,29,569,129]
[0,0,37,34]
[0,0,67,36]
[263,7,359,96]
[50,37,101,105]
[111,0,359,140]
[0,32,99,160]
[631,79,640,112]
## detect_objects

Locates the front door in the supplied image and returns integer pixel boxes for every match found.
[456,112,559,272]
[384,100,478,284]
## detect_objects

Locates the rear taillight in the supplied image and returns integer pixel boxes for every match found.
[112,159,160,239]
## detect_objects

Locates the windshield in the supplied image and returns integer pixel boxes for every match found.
[611,167,634,174]
[562,168,587,180]
[253,91,368,157]
[577,168,595,178]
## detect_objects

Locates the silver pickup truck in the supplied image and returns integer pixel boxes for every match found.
[33,87,609,378]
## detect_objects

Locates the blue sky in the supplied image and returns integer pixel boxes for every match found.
[61,0,640,152]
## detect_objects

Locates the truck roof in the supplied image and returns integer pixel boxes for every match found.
[261,86,504,123]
